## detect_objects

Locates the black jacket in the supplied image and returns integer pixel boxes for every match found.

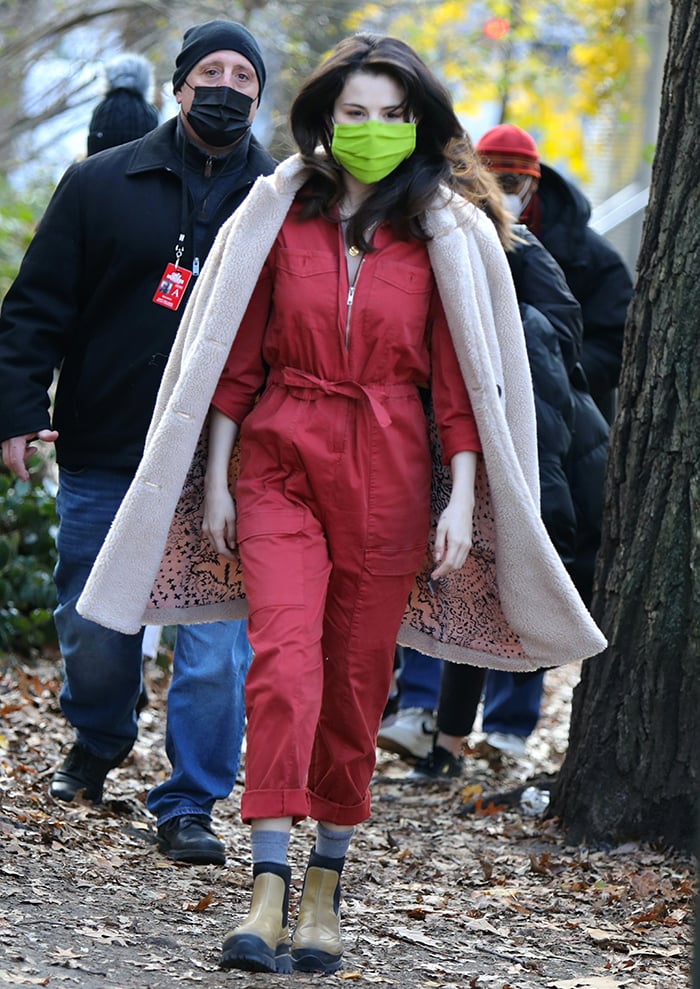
[508,228,608,606]
[519,300,577,571]
[535,163,633,419]
[0,118,276,469]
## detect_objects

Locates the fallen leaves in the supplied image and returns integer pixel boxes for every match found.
[583,926,630,948]
[530,851,554,875]
[405,905,429,919]
[549,978,634,989]
[0,975,50,986]
[74,923,132,946]
[389,926,440,948]
[184,891,214,912]
[460,782,483,802]
[475,852,495,880]
[0,657,695,989]
[471,795,508,816]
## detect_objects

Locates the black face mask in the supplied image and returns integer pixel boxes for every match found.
[185,85,253,148]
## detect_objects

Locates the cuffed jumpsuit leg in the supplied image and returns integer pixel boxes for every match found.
[236,386,430,826]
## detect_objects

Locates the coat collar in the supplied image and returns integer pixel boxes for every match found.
[124,117,275,181]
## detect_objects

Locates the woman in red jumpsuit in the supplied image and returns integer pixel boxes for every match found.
[203,35,483,975]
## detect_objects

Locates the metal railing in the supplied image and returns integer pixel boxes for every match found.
[589,182,650,235]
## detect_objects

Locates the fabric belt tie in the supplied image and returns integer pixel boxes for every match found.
[268,367,417,429]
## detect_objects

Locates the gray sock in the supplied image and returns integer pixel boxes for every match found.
[251,829,290,866]
[315,822,354,860]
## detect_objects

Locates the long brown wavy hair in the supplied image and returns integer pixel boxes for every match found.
[290,34,501,253]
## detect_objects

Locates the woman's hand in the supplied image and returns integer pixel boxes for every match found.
[431,450,477,580]
[431,497,474,578]
[202,487,238,560]
[202,407,241,561]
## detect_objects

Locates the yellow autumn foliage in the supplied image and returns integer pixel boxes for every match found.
[343,0,647,181]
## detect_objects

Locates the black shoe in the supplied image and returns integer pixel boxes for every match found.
[382,688,401,723]
[157,814,226,865]
[406,744,464,782]
[135,685,149,716]
[49,742,130,804]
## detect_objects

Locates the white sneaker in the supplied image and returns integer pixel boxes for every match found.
[485,731,527,758]
[377,707,436,761]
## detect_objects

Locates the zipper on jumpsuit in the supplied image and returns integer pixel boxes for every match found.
[345,258,365,350]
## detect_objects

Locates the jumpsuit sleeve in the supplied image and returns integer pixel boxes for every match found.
[430,291,482,464]
[211,258,274,424]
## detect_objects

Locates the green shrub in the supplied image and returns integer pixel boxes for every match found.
[0,462,59,656]
[0,176,49,299]
[1,179,57,656]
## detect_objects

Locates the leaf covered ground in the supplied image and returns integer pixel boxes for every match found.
[0,653,695,989]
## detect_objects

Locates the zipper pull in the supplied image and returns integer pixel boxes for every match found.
[347,284,356,306]
[192,257,200,276]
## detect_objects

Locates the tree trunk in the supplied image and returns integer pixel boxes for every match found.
[694,798,700,988]
[549,0,700,852]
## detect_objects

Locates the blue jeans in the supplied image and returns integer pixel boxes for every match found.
[54,467,252,825]
[481,670,545,738]
[398,648,543,739]
[396,647,441,711]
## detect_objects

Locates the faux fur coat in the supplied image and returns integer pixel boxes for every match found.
[78,155,606,672]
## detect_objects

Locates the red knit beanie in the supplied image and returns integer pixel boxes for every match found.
[475,124,541,178]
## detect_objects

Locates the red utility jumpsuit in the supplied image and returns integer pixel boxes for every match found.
[212,203,481,826]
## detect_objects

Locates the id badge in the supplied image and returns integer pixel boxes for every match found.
[153,263,193,311]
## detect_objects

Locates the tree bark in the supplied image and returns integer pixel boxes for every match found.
[694,798,700,988]
[549,0,700,852]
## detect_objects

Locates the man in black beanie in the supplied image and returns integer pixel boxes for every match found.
[172,19,267,94]
[0,21,275,865]
[172,20,267,157]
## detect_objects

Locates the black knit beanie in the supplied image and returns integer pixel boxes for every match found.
[172,20,266,99]
[87,54,159,156]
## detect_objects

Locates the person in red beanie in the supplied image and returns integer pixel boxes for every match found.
[475,123,632,424]
[472,122,627,760]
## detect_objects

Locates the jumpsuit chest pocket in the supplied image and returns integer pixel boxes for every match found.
[275,248,338,279]
[372,259,434,296]
[366,259,435,352]
[271,249,341,341]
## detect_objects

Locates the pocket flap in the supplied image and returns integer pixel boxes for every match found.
[236,508,305,542]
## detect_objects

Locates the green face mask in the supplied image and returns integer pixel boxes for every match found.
[331,120,417,185]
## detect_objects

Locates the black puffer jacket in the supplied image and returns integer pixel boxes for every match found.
[0,118,276,469]
[565,388,608,604]
[508,228,608,605]
[535,163,633,420]
[519,301,577,570]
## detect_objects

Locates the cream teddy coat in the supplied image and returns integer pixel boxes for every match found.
[78,155,606,672]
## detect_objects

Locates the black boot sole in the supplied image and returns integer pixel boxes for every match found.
[291,947,343,973]
[160,846,226,866]
[49,776,103,804]
[220,933,292,974]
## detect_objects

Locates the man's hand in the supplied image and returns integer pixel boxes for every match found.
[1,430,59,481]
